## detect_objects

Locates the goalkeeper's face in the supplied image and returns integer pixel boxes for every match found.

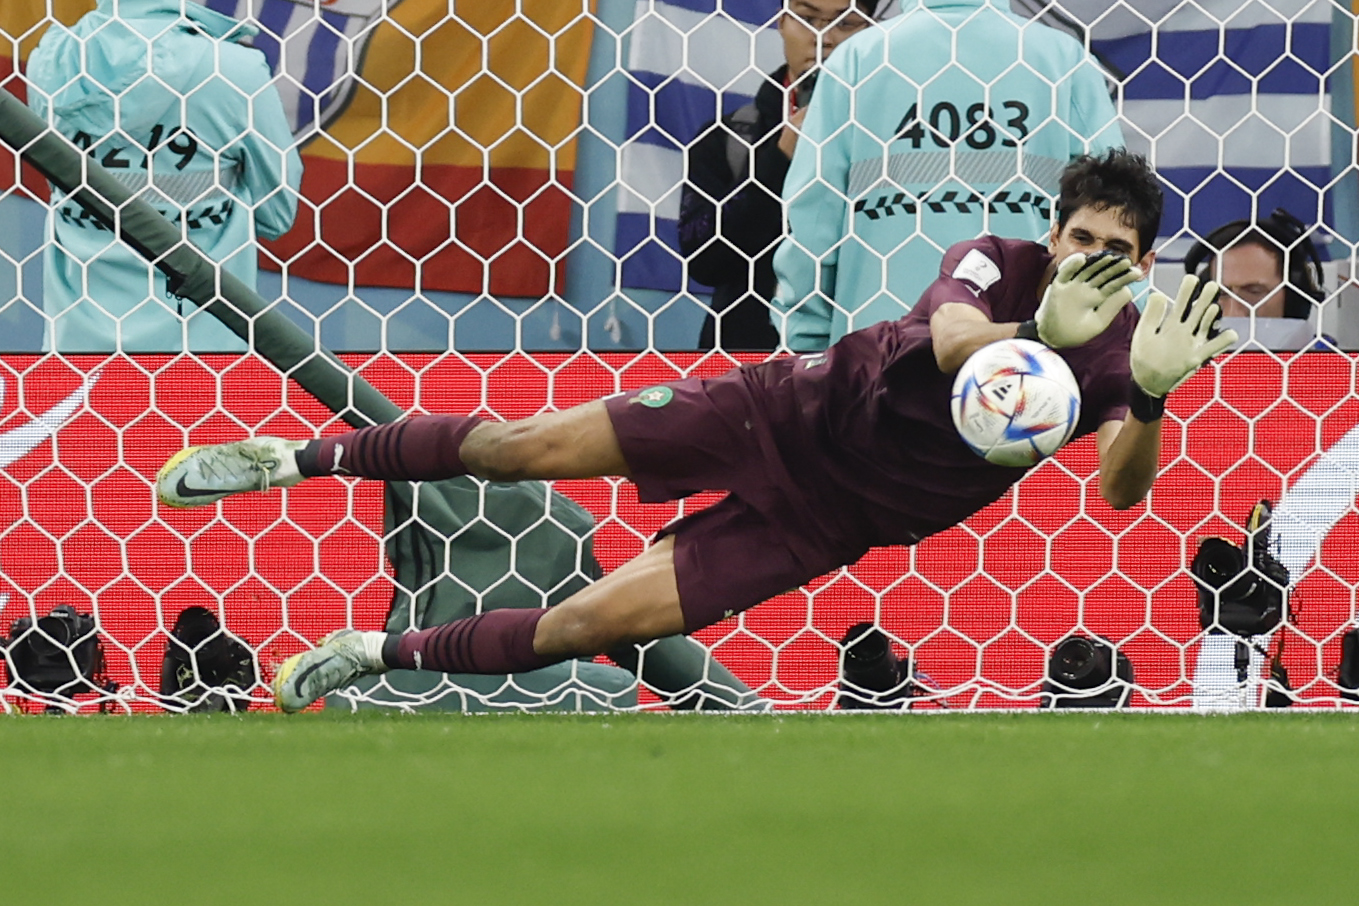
[1047,205,1155,275]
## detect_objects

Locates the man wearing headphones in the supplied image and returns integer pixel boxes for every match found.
[1183,208,1326,321]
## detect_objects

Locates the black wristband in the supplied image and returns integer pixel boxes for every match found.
[1129,385,1166,423]
[1015,319,1041,342]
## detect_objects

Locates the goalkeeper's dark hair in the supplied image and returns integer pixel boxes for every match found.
[1055,149,1163,259]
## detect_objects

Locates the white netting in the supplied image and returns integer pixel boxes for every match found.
[0,0,1356,713]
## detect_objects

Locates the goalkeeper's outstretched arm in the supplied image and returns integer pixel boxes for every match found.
[1095,416,1161,510]
[929,303,1030,374]
[1098,275,1238,510]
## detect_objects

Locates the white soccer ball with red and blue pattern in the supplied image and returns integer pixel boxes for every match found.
[950,338,1081,468]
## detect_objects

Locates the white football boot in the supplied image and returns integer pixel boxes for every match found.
[157,437,307,507]
[271,629,388,713]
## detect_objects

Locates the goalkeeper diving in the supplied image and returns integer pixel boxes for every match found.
[156,150,1236,712]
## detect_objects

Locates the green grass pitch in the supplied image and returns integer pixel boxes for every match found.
[0,711,1354,905]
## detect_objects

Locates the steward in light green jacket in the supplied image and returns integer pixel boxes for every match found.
[27,0,301,353]
[772,0,1123,351]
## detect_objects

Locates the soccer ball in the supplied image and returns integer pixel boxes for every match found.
[950,338,1081,467]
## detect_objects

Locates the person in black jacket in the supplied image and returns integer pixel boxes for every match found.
[678,0,880,351]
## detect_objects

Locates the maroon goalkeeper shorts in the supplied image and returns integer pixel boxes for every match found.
[604,372,863,633]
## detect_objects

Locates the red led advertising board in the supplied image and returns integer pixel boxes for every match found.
[1,351,1356,709]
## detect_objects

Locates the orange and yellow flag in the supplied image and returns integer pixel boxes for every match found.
[263,1,596,297]
[3,1,595,297]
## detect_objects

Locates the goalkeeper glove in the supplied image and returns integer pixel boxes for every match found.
[1033,252,1143,348]
[1131,274,1238,402]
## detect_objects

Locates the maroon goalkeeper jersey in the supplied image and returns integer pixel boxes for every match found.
[742,236,1137,553]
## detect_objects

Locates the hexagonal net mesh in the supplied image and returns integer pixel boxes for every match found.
[0,0,1355,713]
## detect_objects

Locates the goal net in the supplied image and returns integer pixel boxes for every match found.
[0,0,1355,713]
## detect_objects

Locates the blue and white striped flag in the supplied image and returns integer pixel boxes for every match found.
[616,0,783,291]
[1050,0,1334,257]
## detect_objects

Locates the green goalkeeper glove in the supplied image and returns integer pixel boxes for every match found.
[1131,275,1238,399]
[1034,252,1144,348]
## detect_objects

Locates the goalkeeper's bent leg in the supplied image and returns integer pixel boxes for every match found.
[273,537,688,712]
[384,536,686,674]
[273,611,562,712]
[381,608,557,673]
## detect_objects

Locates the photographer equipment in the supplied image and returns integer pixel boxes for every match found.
[1335,627,1359,702]
[836,622,937,710]
[3,604,116,711]
[1192,500,1290,637]
[1041,634,1134,708]
[1264,640,1293,708]
[1191,501,1294,707]
[160,606,257,713]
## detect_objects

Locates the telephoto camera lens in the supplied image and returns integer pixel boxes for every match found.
[837,622,908,709]
[1051,636,1105,689]
[1041,634,1134,709]
[1191,537,1246,591]
[1191,520,1289,636]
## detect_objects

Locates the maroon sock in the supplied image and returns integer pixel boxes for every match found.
[382,608,560,675]
[297,415,483,480]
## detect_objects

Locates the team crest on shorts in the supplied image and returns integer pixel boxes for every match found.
[630,386,673,408]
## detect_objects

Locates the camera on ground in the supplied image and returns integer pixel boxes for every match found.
[1192,500,1289,637]
[1041,634,1134,709]
[836,622,936,710]
[2,604,117,712]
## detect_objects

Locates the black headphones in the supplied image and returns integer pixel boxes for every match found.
[1183,208,1325,320]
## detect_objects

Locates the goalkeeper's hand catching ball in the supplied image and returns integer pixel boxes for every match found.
[1131,274,1238,399]
[1034,251,1144,348]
